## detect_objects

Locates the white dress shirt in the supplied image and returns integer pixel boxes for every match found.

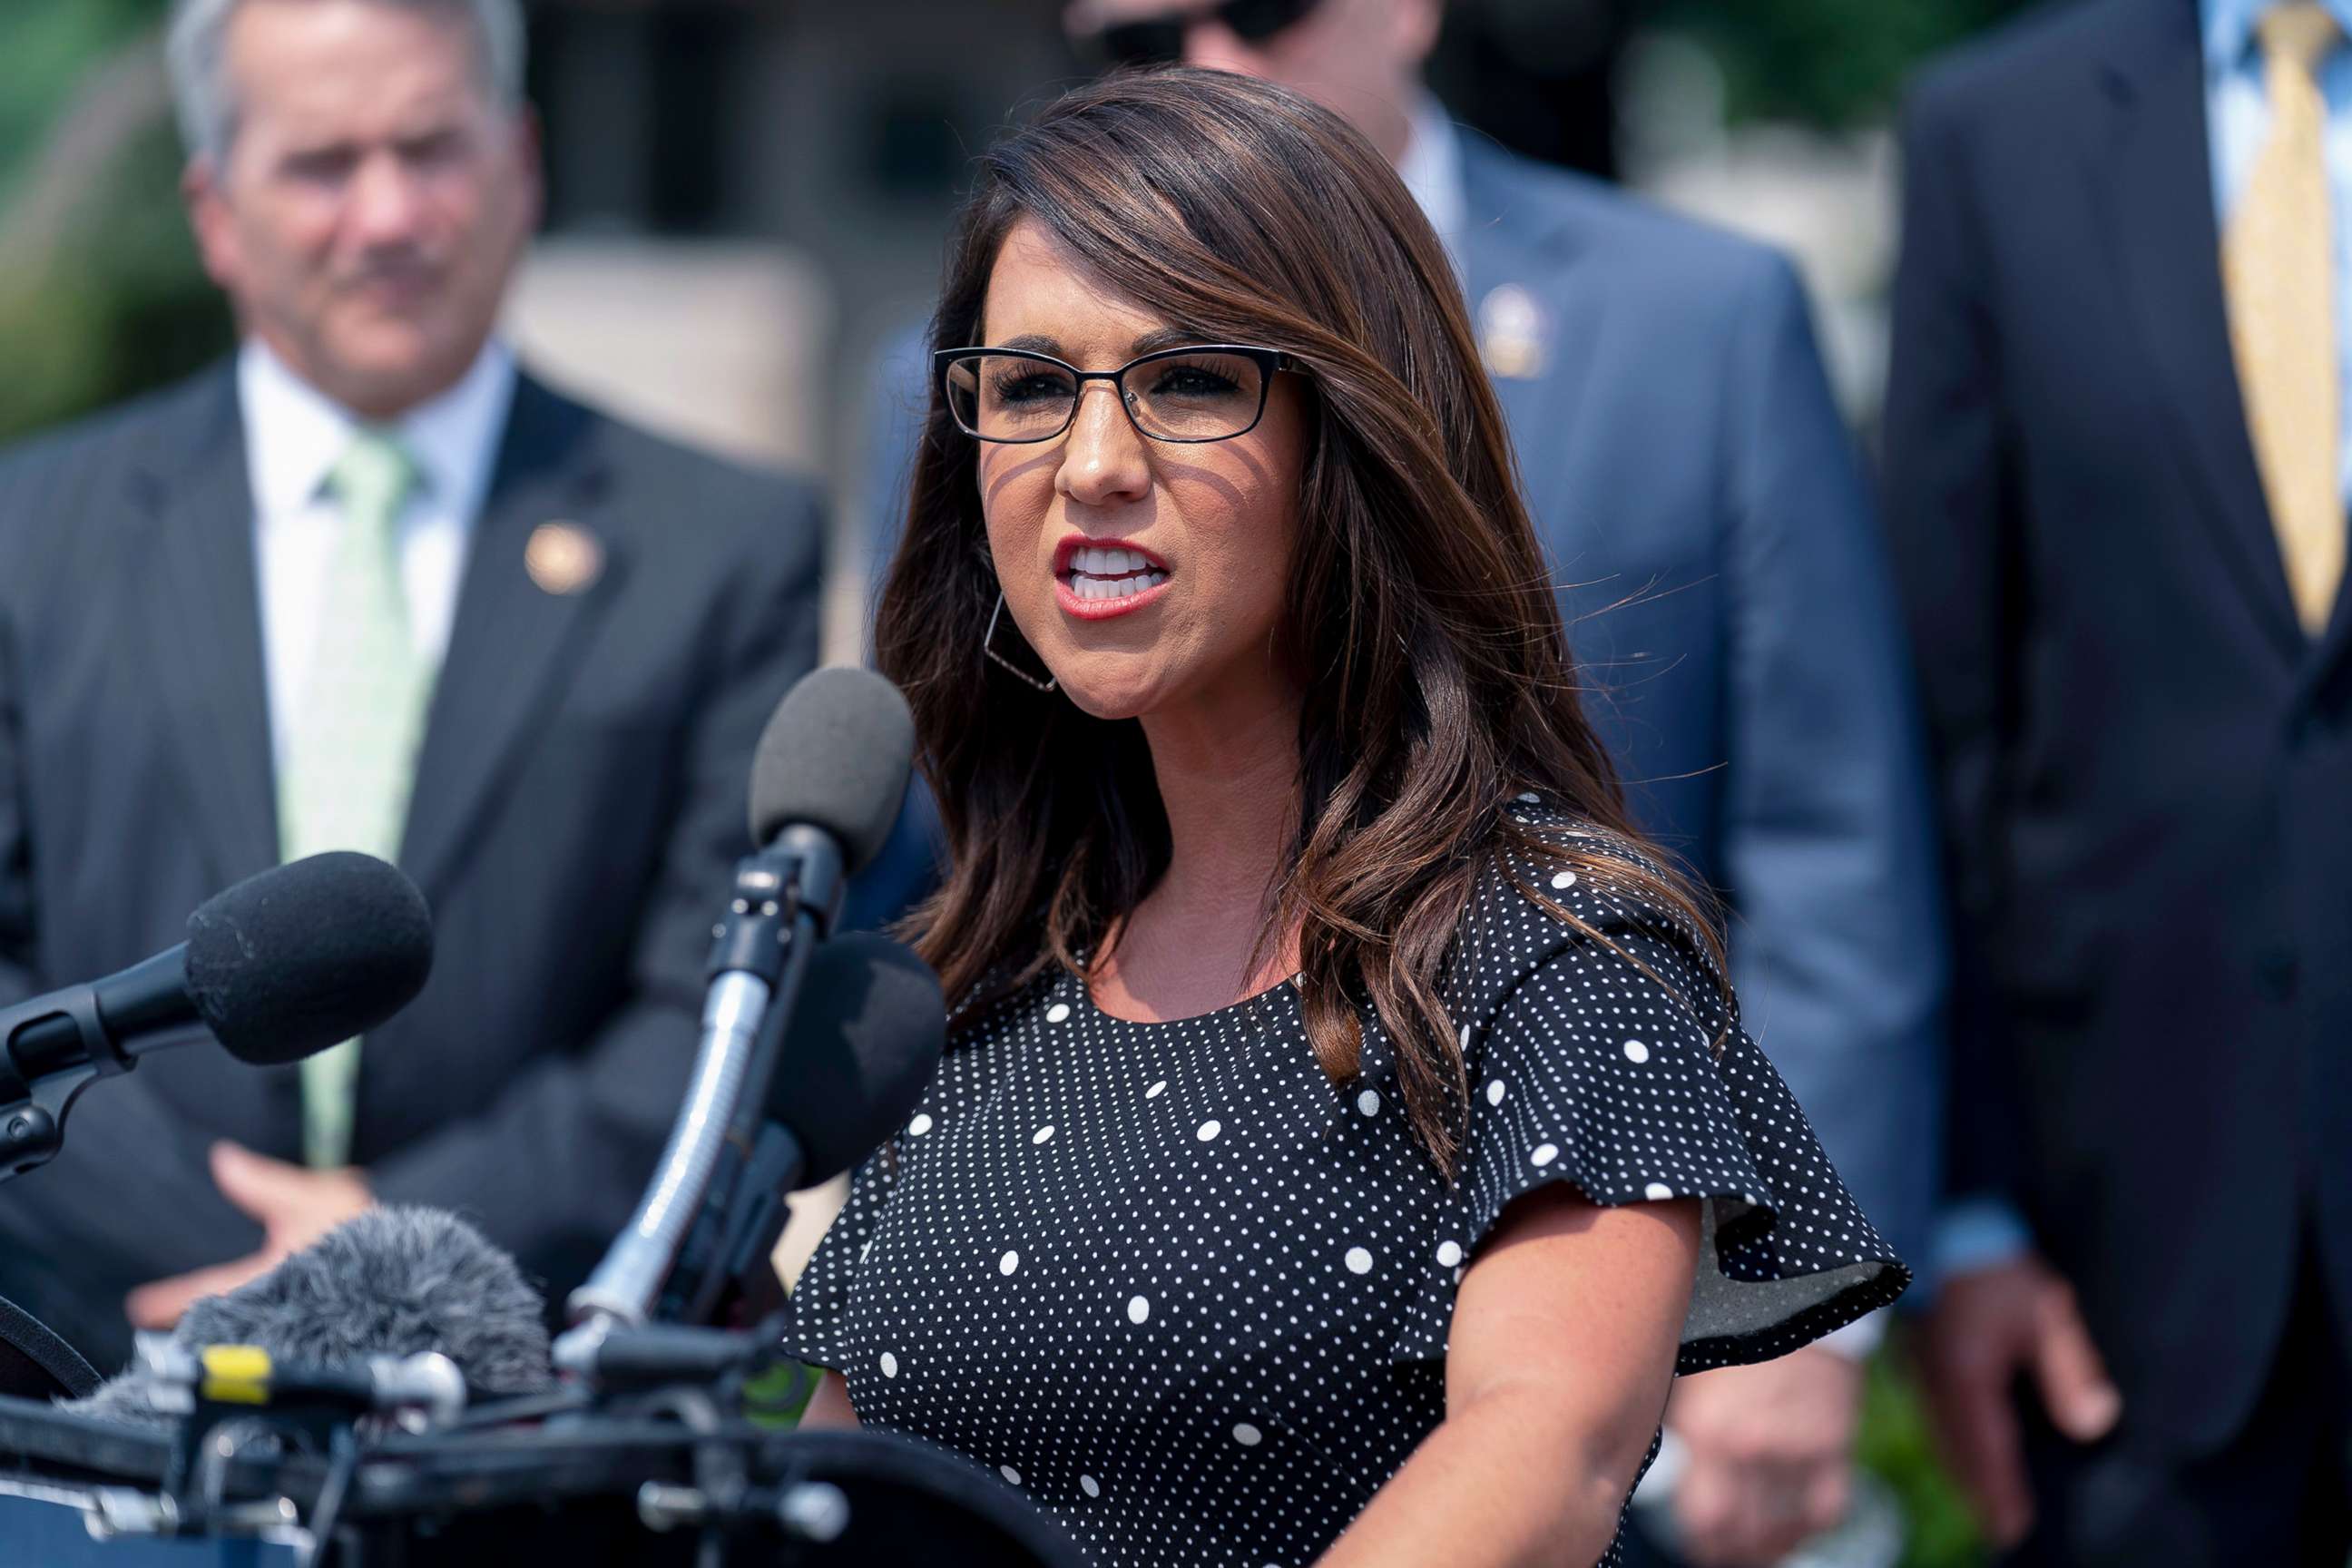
[238,338,517,773]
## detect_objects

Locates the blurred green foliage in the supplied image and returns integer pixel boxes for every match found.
[1661,0,2035,130]
[0,0,230,445]
[1864,1347,1987,1568]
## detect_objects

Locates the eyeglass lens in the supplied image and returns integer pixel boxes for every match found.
[944,351,1269,442]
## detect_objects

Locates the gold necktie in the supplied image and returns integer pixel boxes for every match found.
[2224,2,2347,635]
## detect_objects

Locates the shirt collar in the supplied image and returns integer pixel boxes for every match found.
[2203,0,2352,73]
[1393,94,1468,265]
[237,336,517,523]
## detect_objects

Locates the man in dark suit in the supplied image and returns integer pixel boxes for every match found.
[852,5,1946,1561]
[1884,0,2352,1559]
[0,0,821,1369]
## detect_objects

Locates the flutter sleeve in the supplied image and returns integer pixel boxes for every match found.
[1389,822,1909,1367]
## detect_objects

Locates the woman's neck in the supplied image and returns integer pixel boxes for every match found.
[1091,672,1303,1021]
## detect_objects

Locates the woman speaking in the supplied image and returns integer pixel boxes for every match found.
[779,68,1905,1568]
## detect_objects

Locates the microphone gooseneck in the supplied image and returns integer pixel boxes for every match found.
[564,668,916,1337]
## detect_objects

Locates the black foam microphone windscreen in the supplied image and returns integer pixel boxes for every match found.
[767,932,946,1185]
[65,1207,552,1425]
[746,667,916,875]
[183,851,435,1066]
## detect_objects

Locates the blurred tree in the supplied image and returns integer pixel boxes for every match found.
[1657,0,2035,131]
[1435,0,2041,176]
[0,1,230,445]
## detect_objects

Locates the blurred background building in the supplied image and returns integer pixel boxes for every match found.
[0,2,2034,1562]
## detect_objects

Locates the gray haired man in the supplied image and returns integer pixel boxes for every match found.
[0,0,822,1365]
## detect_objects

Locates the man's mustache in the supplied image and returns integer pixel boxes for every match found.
[335,250,442,291]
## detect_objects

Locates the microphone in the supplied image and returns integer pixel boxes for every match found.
[65,1206,552,1427]
[563,932,945,1368]
[565,668,915,1333]
[750,930,946,1188]
[0,852,434,1181]
[746,665,918,882]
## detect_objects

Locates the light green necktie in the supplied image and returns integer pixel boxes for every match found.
[279,428,435,1168]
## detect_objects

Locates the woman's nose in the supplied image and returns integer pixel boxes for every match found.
[1057,382,1151,505]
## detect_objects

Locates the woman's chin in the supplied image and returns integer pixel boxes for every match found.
[1051,662,1168,723]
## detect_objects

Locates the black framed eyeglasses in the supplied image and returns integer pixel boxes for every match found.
[1082,0,1324,68]
[935,344,1297,445]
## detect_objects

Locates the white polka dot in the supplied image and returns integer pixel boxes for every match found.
[1232,1423,1262,1446]
[1144,1080,1168,1099]
[1046,1002,1071,1024]
[1000,1465,1022,1485]
[1356,1089,1380,1116]
[1531,1142,1559,1167]
[1453,1265,1464,1285]
[878,1351,898,1378]
[1623,1039,1650,1063]
[1645,1182,1675,1201]
[907,1112,933,1136]
[858,1239,874,1263]
[999,1250,1020,1275]
[1080,1475,1101,1499]
[1485,1078,1505,1107]
[1344,1246,1374,1275]
[1460,1022,1474,1049]
[1127,1295,1151,1324]
[1197,1120,1221,1142]
[1436,1240,1463,1268]
[1034,1124,1055,1144]
[1551,870,1577,890]
[1517,791,1541,803]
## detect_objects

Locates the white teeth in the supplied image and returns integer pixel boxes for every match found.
[1117,576,1140,597]
[1116,548,1142,573]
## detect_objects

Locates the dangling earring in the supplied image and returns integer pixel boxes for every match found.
[984,593,1057,692]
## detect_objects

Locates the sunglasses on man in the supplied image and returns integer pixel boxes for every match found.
[1083,0,1324,69]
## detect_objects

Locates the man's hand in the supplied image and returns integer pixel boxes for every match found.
[1915,1254,2121,1547]
[125,1142,371,1329]
[1665,1344,1865,1566]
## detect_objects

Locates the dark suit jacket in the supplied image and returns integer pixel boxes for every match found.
[0,361,823,1368]
[1885,0,2352,1450]
[852,138,1947,1277]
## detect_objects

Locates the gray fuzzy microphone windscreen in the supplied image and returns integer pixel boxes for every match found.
[64,1207,551,1425]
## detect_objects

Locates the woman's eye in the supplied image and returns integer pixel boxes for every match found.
[990,373,1073,406]
[1151,367,1240,399]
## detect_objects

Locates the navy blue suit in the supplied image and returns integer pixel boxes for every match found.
[856,134,1945,1279]
[1884,2,2352,1549]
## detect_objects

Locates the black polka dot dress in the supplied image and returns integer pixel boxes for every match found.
[779,804,1907,1567]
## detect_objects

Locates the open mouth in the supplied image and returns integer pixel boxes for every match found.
[1060,544,1171,603]
[1054,537,1172,619]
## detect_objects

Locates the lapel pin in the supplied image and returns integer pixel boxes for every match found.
[525,521,603,596]
[1478,283,1549,381]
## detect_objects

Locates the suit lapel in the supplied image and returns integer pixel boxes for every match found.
[132,371,279,888]
[2095,0,2307,660]
[397,374,623,899]
[1457,140,1589,530]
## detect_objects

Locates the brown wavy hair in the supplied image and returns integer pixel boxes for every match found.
[875,68,1722,1176]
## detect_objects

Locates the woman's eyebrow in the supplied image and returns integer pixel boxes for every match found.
[1129,326,1204,356]
[993,332,1063,355]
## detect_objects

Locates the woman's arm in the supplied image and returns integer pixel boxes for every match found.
[799,1369,861,1430]
[1318,1186,1700,1568]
